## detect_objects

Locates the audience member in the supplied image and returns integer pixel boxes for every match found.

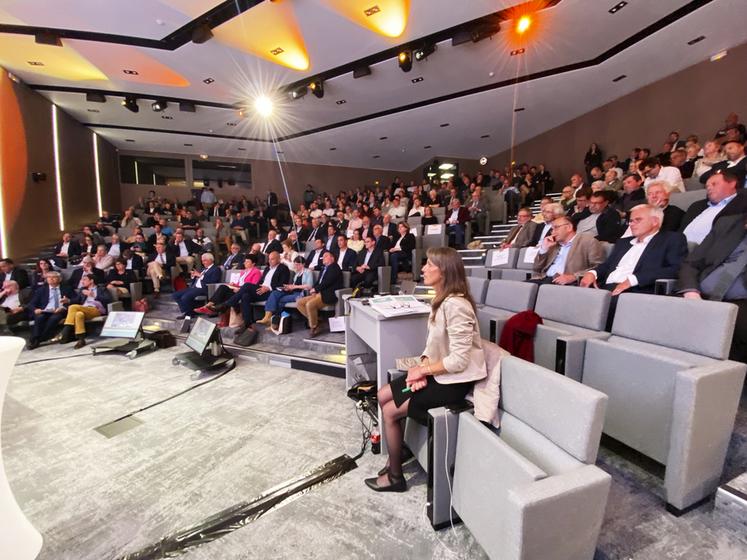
[59,273,113,349]
[351,236,384,292]
[501,207,537,249]
[27,271,73,349]
[105,259,136,299]
[681,170,747,244]
[172,253,221,319]
[336,235,357,272]
[699,139,746,187]
[530,203,567,246]
[531,217,605,285]
[445,199,470,248]
[577,191,623,243]
[53,232,82,268]
[0,281,26,333]
[296,252,343,337]
[0,258,29,290]
[222,243,244,269]
[146,241,176,297]
[195,255,262,326]
[641,157,685,193]
[389,222,416,283]
[259,256,315,328]
[646,181,685,232]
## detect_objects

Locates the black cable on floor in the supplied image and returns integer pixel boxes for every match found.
[15,352,93,366]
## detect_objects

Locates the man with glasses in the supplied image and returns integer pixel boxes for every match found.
[577,191,623,243]
[641,156,685,193]
[531,217,605,285]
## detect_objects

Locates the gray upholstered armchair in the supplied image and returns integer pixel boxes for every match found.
[580,293,746,514]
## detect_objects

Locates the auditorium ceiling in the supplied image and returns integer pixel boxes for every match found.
[0,0,744,171]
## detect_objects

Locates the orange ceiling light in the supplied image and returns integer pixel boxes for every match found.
[210,0,310,71]
[72,42,190,87]
[516,15,532,35]
[322,0,410,38]
[0,35,108,81]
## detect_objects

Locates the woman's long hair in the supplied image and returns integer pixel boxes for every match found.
[427,247,476,320]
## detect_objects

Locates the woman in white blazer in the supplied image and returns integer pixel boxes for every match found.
[365,247,486,492]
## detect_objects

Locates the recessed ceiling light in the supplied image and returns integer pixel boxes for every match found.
[87,109,100,113]
[439,123,450,127]
[379,136,388,140]
[510,48,525,56]
[364,5,380,17]
[270,47,284,56]
[411,77,424,83]
[123,69,139,75]
[687,35,706,46]
[27,61,44,66]
[329,147,337,151]
[125,139,135,142]
[199,154,209,160]
[424,145,432,149]
[203,77,214,84]
[514,107,526,112]
[161,115,173,119]
[155,18,165,26]
[608,1,628,14]
[184,143,193,146]
[480,134,490,139]
[208,129,214,133]
[488,71,495,77]
[336,99,347,105]
[372,155,381,159]
[612,74,627,82]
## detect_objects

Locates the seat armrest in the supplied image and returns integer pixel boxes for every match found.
[207,283,221,298]
[387,368,406,382]
[655,278,678,296]
[108,301,124,313]
[508,465,611,560]
[665,360,747,510]
[335,288,353,316]
[556,333,610,382]
[129,282,143,301]
[378,266,392,294]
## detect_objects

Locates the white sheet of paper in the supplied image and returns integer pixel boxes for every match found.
[425,224,443,235]
[490,249,510,267]
[328,316,346,332]
[228,271,242,284]
[523,247,540,264]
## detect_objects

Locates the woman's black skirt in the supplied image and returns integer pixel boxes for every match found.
[390,375,473,426]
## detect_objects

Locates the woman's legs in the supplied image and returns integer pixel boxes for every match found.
[375,383,409,485]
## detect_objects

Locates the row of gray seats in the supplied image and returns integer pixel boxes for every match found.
[465,277,746,513]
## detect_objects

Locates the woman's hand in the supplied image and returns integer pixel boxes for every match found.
[409,378,427,392]
[406,366,426,386]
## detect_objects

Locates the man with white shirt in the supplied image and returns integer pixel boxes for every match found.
[581,204,688,327]
[107,233,127,258]
[260,229,283,255]
[387,197,407,221]
[170,231,200,271]
[336,235,357,272]
[304,238,326,271]
[0,280,26,333]
[173,253,222,319]
[146,241,176,297]
[681,170,747,244]
[641,157,685,193]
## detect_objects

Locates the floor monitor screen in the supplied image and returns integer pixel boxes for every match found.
[186,317,217,355]
[100,312,145,339]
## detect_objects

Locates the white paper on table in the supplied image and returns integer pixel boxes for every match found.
[328,316,346,332]
[425,224,443,235]
[228,271,242,284]
[523,247,540,264]
[490,249,510,267]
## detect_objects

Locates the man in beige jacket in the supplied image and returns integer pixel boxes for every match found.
[531,216,606,284]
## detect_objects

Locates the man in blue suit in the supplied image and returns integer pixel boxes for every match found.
[580,204,688,328]
[27,271,74,349]
[173,253,222,319]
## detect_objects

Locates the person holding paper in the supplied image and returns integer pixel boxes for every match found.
[530,217,606,285]
[365,247,486,493]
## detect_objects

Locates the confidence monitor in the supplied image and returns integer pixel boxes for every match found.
[185,317,217,356]
[91,311,156,359]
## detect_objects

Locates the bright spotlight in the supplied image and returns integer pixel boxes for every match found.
[516,15,532,34]
[254,95,274,118]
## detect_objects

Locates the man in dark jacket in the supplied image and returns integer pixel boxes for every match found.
[27,271,75,349]
[389,223,416,283]
[59,273,113,348]
[351,236,385,291]
[296,252,343,337]
[173,253,223,318]
[0,259,29,290]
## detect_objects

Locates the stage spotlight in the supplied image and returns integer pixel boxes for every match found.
[192,24,213,44]
[290,86,307,100]
[310,79,324,99]
[414,44,436,61]
[254,95,273,118]
[121,96,139,113]
[398,49,412,72]
[516,15,532,34]
[151,99,168,112]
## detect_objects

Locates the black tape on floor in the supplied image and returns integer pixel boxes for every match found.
[119,454,358,560]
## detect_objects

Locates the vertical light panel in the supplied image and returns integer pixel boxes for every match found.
[51,105,65,230]
[0,162,8,258]
[134,160,140,185]
[92,132,103,216]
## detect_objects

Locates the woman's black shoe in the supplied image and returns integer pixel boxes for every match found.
[364,472,407,493]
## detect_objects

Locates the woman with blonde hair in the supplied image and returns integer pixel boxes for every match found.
[280,238,299,269]
[365,247,486,492]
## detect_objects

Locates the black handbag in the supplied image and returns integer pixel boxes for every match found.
[234,328,259,347]
[270,312,292,335]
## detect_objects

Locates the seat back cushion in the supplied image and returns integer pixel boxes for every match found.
[484,279,539,313]
[582,337,689,464]
[535,284,611,331]
[501,356,608,463]
[612,293,738,360]
[467,277,489,305]
[453,413,546,559]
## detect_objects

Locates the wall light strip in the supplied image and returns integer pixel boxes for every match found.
[51,105,65,231]
[92,132,104,216]
[135,160,140,185]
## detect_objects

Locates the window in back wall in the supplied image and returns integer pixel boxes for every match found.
[192,160,252,190]
[120,156,187,186]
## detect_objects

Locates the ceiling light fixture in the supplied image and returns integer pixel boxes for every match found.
[35,32,62,46]
[414,44,436,61]
[270,47,285,56]
[439,123,450,127]
[125,139,135,142]
[510,48,526,56]
[516,15,532,34]
[514,107,526,112]
[310,79,324,99]
[86,92,106,103]
[27,61,44,66]
[290,85,307,100]
[192,23,213,44]
[335,100,347,105]
[687,35,706,46]
[411,77,424,83]
[480,134,490,139]
[612,74,627,82]
[398,50,412,72]
[424,145,432,149]
[151,99,168,112]
[87,109,99,113]
[254,95,274,118]
[364,5,380,17]
[329,147,337,151]
[710,50,728,62]
[438,163,455,170]
[608,1,628,14]
[161,115,173,120]
[203,77,214,84]
[184,143,193,146]
[123,69,139,75]
[199,154,209,160]
[353,65,372,79]
[379,136,388,140]
[372,155,381,159]
[121,96,139,113]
